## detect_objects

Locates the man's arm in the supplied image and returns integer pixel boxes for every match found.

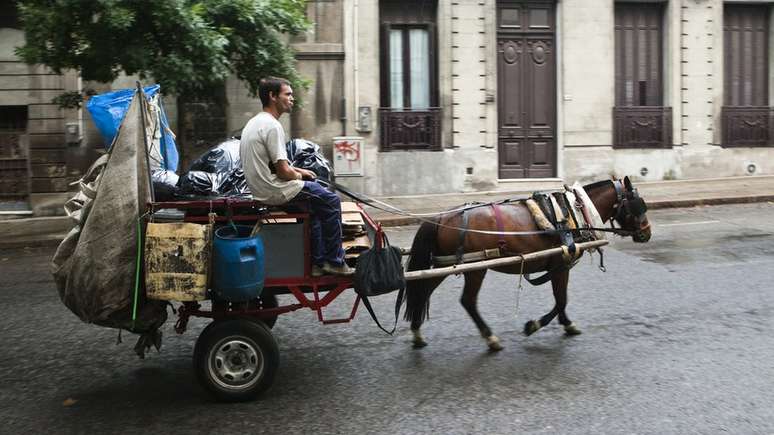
[274,160,317,181]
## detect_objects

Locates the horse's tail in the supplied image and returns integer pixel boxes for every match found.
[404,218,439,324]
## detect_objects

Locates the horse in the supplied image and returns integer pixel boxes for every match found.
[404,176,652,351]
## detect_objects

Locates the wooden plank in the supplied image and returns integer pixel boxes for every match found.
[342,211,364,226]
[403,240,609,281]
[343,234,370,251]
[341,201,360,213]
[145,222,212,301]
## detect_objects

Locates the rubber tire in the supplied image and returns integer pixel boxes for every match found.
[194,318,279,402]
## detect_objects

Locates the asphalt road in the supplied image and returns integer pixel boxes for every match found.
[1,203,773,434]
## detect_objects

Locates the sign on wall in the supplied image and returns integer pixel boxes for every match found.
[332,136,364,176]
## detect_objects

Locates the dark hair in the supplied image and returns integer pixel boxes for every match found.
[258,77,290,107]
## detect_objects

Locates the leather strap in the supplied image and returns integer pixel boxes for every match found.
[456,210,470,264]
[490,204,507,251]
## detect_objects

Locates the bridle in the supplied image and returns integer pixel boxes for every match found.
[610,179,651,239]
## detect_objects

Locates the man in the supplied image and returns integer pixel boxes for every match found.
[240,77,353,276]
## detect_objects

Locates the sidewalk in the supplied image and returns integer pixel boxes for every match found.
[2,175,774,249]
[365,175,774,226]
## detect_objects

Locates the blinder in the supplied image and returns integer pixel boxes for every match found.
[613,181,648,230]
[627,194,647,217]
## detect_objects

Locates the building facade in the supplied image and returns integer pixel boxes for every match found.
[2,0,773,216]
[0,3,85,216]
[334,0,774,196]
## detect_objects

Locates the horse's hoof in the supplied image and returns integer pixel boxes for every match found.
[523,320,541,336]
[486,335,504,351]
[412,339,428,348]
[564,323,582,336]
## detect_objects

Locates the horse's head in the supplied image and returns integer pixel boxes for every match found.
[612,176,651,243]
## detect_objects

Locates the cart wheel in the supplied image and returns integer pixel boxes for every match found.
[194,318,279,402]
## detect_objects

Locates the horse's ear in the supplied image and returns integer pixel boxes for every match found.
[624,176,633,191]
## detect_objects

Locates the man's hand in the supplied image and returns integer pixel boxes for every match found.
[297,168,317,180]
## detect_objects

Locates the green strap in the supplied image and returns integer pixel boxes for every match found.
[132,217,142,331]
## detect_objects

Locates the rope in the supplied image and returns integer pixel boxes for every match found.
[131,216,142,331]
[131,211,152,331]
[514,255,526,319]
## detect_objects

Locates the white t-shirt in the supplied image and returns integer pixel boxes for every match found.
[239,112,303,205]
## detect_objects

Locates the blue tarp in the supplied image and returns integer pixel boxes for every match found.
[87,84,179,171]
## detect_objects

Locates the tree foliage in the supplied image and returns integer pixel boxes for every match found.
[15,0,310,98]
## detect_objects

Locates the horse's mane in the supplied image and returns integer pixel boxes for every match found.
[583,179,613,192]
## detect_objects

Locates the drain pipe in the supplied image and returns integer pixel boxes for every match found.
[353,0,359,135]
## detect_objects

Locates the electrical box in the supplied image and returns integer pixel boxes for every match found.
[65,122,81,145]
[356,106,372,132]
[332,136,364,176]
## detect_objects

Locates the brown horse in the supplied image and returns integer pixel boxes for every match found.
[404,176,652,351]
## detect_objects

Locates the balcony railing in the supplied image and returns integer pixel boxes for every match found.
[721,106,774,147]
[379,108,442,151]
[613,106,673,149]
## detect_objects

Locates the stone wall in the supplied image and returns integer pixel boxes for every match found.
[0,27,81,215]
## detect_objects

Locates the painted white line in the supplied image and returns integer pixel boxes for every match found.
[659,220,720,227]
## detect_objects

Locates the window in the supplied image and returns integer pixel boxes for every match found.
[379,0,440,151]
[0,106,27,131]
[0,2,20,29]
[613,2,672,149]
[386,26,431,109]
[722,4,772,147]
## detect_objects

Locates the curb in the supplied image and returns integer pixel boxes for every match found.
[0,234,69,250]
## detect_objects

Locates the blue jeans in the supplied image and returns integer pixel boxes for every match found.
[293,181,345,266]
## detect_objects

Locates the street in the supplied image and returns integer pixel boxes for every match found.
[1,203,773,434]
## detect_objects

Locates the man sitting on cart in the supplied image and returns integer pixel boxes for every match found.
[239,77,354,277]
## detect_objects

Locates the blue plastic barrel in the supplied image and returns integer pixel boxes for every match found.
[212,225,265,302]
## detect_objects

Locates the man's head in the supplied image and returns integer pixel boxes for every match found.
[259,77,294,116]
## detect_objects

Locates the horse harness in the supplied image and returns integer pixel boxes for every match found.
[434,185,608,283]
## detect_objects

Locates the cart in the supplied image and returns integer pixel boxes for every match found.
[146,197,386,402]
[146,197,609,402]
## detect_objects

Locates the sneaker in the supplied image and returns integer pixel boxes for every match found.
[322,262,355,276]
[311,264,325,277]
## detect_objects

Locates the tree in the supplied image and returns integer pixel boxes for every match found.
[15,0,310,100]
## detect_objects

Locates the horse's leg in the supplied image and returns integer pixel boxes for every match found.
[553,270,582,336]
[524,269,579,336]
[409,277,445,348]
[459,270,502,351]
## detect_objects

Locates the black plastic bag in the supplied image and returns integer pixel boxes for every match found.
[177,171,224,196]
[218,168,250,197]
[151,169,180,201]
[286,139,332,182]
[188,139,241,173]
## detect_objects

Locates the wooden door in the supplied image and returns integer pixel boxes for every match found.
[497,0,556,179]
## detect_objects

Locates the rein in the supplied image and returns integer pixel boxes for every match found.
[323,179,636,237]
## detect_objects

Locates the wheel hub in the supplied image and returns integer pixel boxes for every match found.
[209,338,264,390]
